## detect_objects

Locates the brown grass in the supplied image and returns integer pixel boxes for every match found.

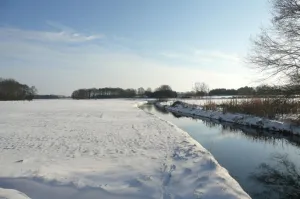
[220,98,300,120]
[203,100,218,111]
[201,97,300,121]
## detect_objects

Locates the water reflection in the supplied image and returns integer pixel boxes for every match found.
[143,104,153,112]
[200,118,300,148]
[152,105,169,114]
[251,153,300,199]
[170,112,183,118]
[146,103,300,147]
[140,104,300,199]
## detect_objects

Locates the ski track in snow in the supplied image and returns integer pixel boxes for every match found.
[0,99,250,199]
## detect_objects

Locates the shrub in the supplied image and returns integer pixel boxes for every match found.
[220,98,300,120]
[203,100,218,111]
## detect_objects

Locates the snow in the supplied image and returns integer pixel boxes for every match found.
[160,101,300,135]
[0,99,250,199]
[0,188,30,199]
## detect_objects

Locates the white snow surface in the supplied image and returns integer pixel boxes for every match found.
[0,188,30,199]
[0,99,250,199]
[161,101,300,135]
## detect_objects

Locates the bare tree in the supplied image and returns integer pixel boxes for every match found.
[30,86,38,95]
[249,0,300,93]
[193,82,209,97]
[137,87,145,96]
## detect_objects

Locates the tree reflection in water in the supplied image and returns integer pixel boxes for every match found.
[170,112,182,118]
[152,105,170,115]
[141,104,300,199]
[144,103,300,147]
[251,153,300,199]
[143,104,153,112]
[197,117,300,148]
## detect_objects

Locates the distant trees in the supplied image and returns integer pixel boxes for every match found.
[209,88,238,96]
[152,85,177,99]
[255,85,284,96]
[144,88,152,98]
[208,85,292,96]
[71,85,177,99]
[71,89,89,99]
[156,85,172,91]
[137,87,145,96]
[249,0,300,93]
[71,87,137,99]
[71,84,294,100]
[193,82,209,97]
[237,86,256,95]
[0,78,37,101]
[34,95,64,99]
[124,89,137,98]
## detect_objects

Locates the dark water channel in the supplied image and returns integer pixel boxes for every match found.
[140,104,300,199]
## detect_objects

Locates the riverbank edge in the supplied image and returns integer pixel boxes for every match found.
[155,101,300,135]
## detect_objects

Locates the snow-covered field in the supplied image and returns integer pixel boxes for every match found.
[0,99,250,199]
[158,101,300,135]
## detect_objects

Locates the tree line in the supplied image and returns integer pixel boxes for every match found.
[71,85,177,99]
[34,95,67,99]
[208,85,287,96]
[180,83,294,98]
[0,78,37,101]
[72,83,296,100]
[1,77,298,101]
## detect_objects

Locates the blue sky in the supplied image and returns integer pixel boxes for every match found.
[0,0,270,95]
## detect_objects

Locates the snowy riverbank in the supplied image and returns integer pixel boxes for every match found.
[0,99,250,199]
[156,101,300,135]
